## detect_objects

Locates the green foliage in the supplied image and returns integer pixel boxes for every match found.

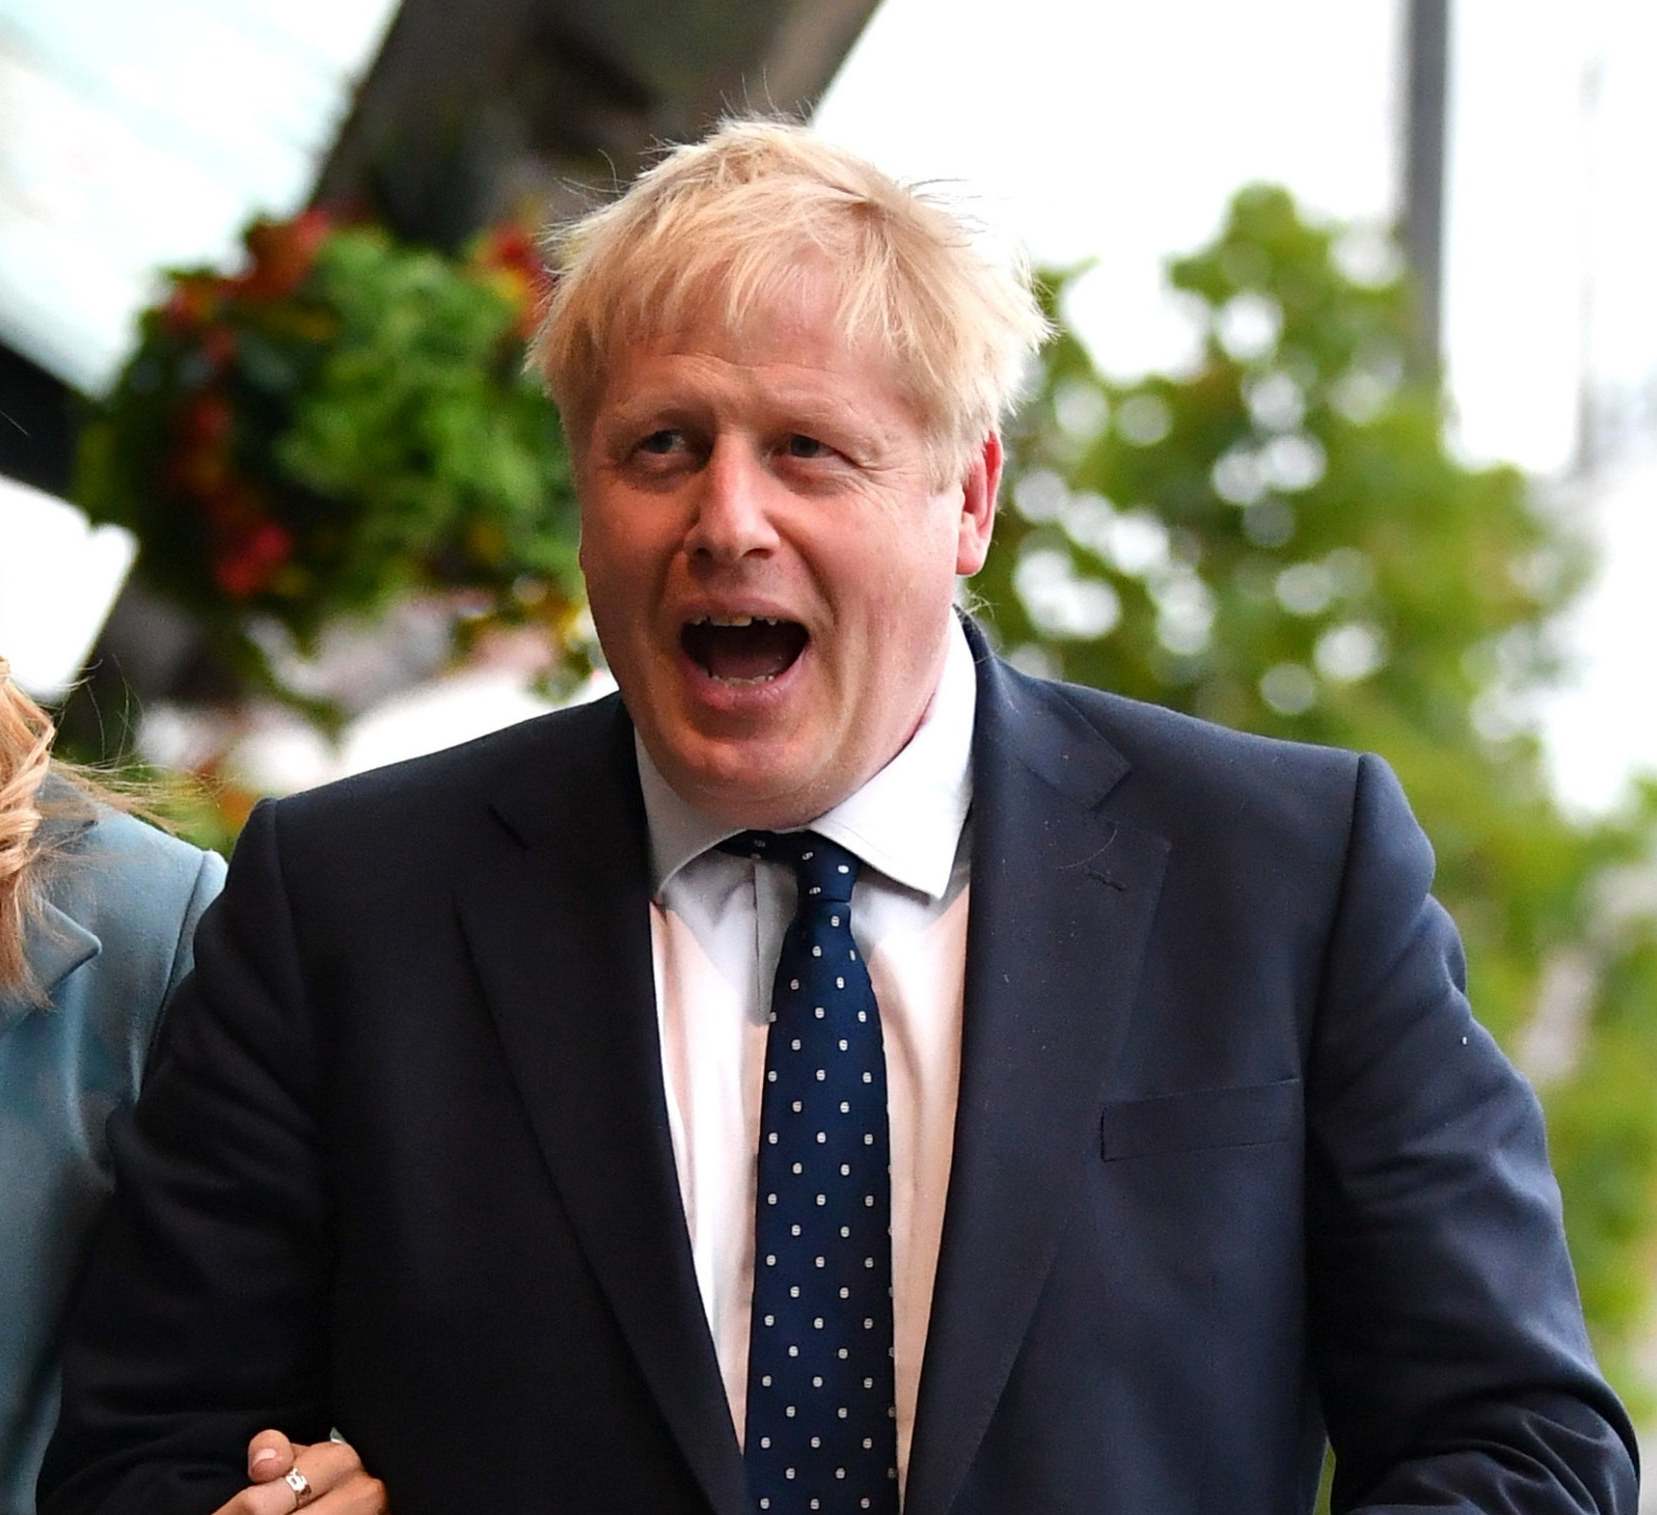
[983,186,1657,1401]
[273,231,578,613]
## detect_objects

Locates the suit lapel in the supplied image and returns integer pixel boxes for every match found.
[455,698,747,1515]
[1,903,101,1036]
[905,643,1171,1515]
[31,904,102,993]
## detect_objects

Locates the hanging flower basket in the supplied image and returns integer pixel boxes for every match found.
[75,211,586,716]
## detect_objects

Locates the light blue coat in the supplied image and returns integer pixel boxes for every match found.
[0,804,224,1515]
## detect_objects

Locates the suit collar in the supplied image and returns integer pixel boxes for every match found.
[810,618,976,899]
[0,904,101,1034]
[905,624,1170,1515]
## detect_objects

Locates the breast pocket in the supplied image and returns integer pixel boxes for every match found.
[1099,1077,1302,1162]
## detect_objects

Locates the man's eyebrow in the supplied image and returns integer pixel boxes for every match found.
[597,394,696,433]
[759,382,917,447]
[600,387,897,448]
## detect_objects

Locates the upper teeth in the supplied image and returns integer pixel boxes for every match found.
[694,614,780,627]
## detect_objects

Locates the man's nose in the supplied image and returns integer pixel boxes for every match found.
[684,441,780,564]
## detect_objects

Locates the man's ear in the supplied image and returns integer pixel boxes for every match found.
[954,433,1002,577]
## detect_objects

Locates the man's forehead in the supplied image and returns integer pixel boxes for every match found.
[603,354,868,412]
[595,331,917,432]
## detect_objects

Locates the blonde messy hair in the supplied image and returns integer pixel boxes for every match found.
[531,116,1052,478]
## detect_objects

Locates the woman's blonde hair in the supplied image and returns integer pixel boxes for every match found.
[531,116,1052,480]
[0,658,143,1005]
[0,657,64,1002]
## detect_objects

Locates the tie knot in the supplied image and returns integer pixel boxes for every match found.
[720,830,861,904]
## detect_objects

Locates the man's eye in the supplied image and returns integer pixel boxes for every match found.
[637,429,685,456]
[784,434,833,460]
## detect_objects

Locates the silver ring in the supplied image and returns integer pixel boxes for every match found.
[283,1465,315,1509]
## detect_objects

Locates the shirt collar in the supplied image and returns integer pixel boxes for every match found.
[637,616,977,902]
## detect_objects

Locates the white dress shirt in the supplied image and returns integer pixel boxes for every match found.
[637,618,977,1497]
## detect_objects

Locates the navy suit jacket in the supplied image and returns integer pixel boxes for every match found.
[41,637,1637,1513]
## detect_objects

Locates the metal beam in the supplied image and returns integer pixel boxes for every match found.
[1402,0,1450,378]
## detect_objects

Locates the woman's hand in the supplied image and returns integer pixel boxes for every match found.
[209,1429,388,1514]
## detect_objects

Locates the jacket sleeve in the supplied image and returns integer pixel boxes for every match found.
[1307,754,1639,1513]
[40,802,334,1514]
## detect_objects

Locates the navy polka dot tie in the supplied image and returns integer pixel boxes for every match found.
[722,831,899,1515]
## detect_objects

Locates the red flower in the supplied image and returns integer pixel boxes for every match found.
[162,277,224,332]
[239,210,332,300]
[182,392,233,446]
[475,226,538,274]
[200,326,238,371]
[212,519,294,598]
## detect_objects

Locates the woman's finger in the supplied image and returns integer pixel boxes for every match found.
[246,1428,296,1482]
[222,1438,369,1515]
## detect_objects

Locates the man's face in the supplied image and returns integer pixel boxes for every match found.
[576,271,999,829]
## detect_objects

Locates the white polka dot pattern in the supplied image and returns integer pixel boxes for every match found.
[722,831,898,1514]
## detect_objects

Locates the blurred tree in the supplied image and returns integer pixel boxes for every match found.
[980,186,1657,1405]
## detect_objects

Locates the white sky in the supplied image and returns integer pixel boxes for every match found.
[816,0,1400,382]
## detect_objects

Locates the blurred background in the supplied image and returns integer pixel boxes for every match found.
[1,0,1653,1482]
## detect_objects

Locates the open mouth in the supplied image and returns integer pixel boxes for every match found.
[681,615,810,684]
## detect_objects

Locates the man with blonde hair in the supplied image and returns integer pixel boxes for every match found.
[44,120,1635,1515]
